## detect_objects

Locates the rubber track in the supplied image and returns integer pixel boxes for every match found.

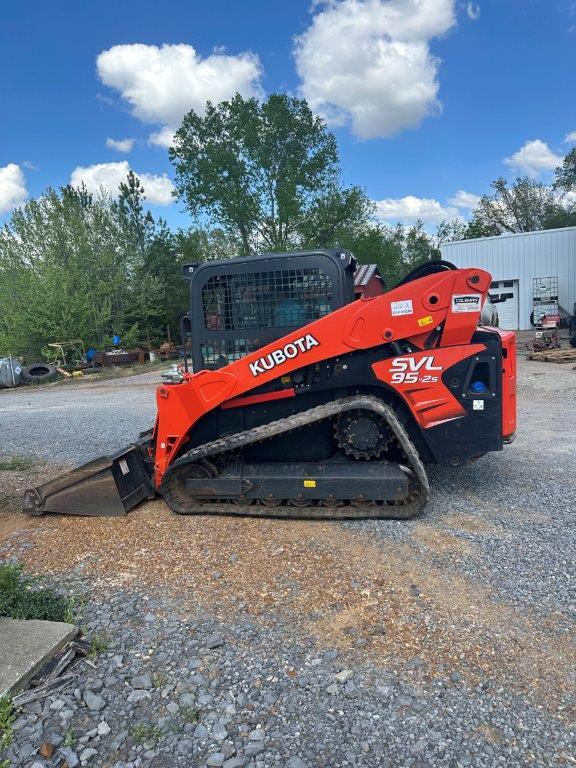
[160,395,429,520]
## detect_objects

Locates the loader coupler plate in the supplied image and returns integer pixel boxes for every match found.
[23,445,154,517]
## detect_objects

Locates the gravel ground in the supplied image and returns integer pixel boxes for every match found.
[1,371,159,465]
[1,353,575,767]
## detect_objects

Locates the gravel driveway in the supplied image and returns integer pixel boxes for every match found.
[1,371,159,465]
[1,356,575,768]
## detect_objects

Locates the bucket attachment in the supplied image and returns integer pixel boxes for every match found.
[23,444,155,517]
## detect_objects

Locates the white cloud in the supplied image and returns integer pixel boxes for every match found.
[96,43,263,144]
[70,161,174,206]
[466,2,480,20]
[0,163,28,215]
[294,0,456,140]
[106,137,135,153]
[374,195,459,225]
[148,127,176,149]
[504,139,563,178]
[135,173,175,206]
[448,189,481,209]
[564,131,576,143]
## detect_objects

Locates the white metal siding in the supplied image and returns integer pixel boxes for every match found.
[441,227,576,329]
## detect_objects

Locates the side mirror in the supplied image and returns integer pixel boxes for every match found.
[181,263,199,280]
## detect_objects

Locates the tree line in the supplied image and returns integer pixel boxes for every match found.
[1,92,575,359]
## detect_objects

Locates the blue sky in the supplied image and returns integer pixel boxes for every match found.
[1,0,575,230]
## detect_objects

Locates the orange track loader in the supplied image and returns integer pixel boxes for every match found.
[24,251,516,520]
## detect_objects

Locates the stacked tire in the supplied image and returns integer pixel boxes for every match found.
[21,363,57,384]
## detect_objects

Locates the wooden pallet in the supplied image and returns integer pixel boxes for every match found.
[527,347,576,363]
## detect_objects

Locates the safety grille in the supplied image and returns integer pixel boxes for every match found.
[201,268,334,332]
[199,339,254,369]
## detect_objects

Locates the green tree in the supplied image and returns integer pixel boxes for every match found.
[130,222,186,347]
[403,221,441,267]
[0,185,130,356]
[115,173,170,347]
[170,92,372,254]
[337,220,439,287]
[114,170,155,261]
[435,218,468,246]
[175,227,239,263]
[463,176,576,236]
[114,179,216,347]
[0,178,205,356]
[298,186,375,251]
[554,147,576,192]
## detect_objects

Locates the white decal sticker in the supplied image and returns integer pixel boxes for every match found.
[14,366,22,374]
[389,356,442,384]
[473,400,484,411]
[249,334,319,376]
[452,294,481,313]
[118,459,130,475]
[391,299,413,316]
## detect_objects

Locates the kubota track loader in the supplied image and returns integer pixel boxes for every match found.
[24,251,516,520]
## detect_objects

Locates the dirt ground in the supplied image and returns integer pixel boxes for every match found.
[3,499,574,714]
[1,349,575,722]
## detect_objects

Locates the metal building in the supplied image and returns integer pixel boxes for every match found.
[441,226,576,330]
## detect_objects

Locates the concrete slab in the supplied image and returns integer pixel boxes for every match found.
[0,617,77,697]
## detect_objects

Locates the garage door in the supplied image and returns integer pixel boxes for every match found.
[491,280,519,330]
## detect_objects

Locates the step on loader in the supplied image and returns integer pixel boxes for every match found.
[23,251,516,520]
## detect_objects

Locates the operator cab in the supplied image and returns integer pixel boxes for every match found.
[182,250,356,371]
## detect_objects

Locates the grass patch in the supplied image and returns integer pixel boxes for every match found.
[0,563,72,622]
[64,596,77,625]
[63,728,75,747]
[180,707,199,724]
[131,722,163,745]
[63,595,86,625]
[0,457,33,471]
[0,696,15,752]
[152,672,168,688]
[87,633,108,658]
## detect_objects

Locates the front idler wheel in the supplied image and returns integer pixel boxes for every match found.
[161,462,212,512]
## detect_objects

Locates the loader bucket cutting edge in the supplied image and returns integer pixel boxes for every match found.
[22,444,155,517]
